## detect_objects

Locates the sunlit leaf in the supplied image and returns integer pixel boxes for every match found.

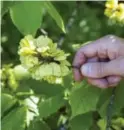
[97,119,106,130]
[2,106,27,130]
[23,96,39,126]
[10,1,44,35]
[43,1,65,33]
[69,82,102,117]
[38,94,65,118]
[1,93,17,117]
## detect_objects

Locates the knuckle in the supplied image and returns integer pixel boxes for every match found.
[98,45,107,58]
[106,34,116,39]
[105,35,118,45]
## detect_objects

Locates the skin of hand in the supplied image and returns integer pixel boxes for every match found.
[73,35,124,88]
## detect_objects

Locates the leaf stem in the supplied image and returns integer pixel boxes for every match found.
[106,87,116,130]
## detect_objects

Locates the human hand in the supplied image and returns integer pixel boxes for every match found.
[73,35,124,88]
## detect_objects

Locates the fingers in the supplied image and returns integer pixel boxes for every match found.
[87,57,99,62]
[81,62,108,78]
[72,51,86,81]
[80,57,124,78]
[87,76,121,88]
[79,35,124,59]
[72,56,98,81]
[107,76,121,86]
[75,56,122,88]
[86,57,109,88]
[73,35,124,81]
[106,57,124,77]
[87,78,109,88]
[80,57,121,88]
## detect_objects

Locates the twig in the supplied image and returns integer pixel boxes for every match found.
[58,2,81,130]
[106,87,116,130]
[40,28,48,36]
[57,1,80,48]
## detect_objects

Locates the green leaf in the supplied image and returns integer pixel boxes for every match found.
[1,93,17,117]
[13,65,30,80]
[23,96,39,126]
[97,119,106,130]
[9,1,44,36]
[45,113,61,130]
[28,119,50,130]
[97,88,113,118]
[63,73,73,88]
[98,117,124,130]
[27,79,64,97]
[2,106,27,130]
[44,1,65,33]
[69,83,101,117]
[1,1,16,17]
[70,112,93,130]
[97,81,124,118]
[38,94,65,118]
[114,81,124,112]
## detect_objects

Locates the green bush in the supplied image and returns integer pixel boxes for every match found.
[1,1,124,130]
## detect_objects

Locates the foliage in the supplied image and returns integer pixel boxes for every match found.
[1,1,124,130]
[104,0,124,24]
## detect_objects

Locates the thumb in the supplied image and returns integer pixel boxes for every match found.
[80,57,124,78]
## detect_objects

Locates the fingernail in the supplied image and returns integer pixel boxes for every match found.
[81,64,90,76]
